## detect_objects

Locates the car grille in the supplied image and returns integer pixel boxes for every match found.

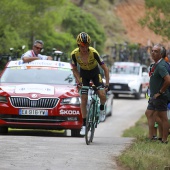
[9,97,59,108]
[109,83,130,91]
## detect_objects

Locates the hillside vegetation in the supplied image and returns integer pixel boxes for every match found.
[71,0,128,53]
[71,0,166,53]
[0,0,166,69]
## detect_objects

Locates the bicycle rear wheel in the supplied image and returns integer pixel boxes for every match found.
[85,101,95,145]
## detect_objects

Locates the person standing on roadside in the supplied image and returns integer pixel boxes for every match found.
[146,46,168,141]
[21,40,52,63]
[145,44,170,144]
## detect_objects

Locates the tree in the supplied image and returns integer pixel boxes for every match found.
[0,0,106,58]
[0,0,65,53]
[79,0,85,6]
[140,0,170,40]
[61,6,106,53]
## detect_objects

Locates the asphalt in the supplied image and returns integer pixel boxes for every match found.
[0,134,134,170]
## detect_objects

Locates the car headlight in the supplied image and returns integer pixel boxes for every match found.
[61,97,81,105]
[0,96,8,103]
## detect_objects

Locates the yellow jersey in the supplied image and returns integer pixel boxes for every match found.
[70,47,104,70]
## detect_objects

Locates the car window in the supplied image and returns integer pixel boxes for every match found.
[0,67,75,85]
[111,66,139,75]
[142,67,148,73]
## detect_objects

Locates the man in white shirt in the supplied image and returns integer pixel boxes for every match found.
[21,40,52,63]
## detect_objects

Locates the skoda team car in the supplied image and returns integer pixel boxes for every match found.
[0,60,82,137]
[109,62,149,99]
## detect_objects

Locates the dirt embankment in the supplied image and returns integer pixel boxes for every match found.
[115,0,164,46]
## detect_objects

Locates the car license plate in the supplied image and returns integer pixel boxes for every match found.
[19,109,48,116]
[113,85,121,89]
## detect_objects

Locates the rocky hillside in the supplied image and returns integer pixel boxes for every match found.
[115,0,164,46]
[71,0,165,48]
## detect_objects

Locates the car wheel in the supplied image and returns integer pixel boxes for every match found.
[134,86,142,99]
[71,129,82,137]
[0,127,8,134]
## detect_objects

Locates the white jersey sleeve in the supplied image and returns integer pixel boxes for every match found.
[21,50,48,60]
[21,51,32,59]
[38,54,48,60]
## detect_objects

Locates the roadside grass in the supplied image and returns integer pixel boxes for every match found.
[117,115,170,170]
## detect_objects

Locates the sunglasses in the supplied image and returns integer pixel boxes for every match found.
[78,42,89,47]
[34,46,42,50]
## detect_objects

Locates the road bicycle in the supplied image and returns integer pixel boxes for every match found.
[85,85,103,145]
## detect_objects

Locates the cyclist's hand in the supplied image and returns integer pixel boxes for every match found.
[104,85,110,92]
[77,83,83,88]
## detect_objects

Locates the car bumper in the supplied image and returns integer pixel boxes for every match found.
[109,83,138,95]
[110,90,137,95]
[0,114,82,130]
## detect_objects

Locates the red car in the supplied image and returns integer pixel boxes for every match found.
[0,60,82,137]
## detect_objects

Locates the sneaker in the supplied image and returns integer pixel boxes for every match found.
[99,110,106,122]
[161,140,168,144]
[80,126,86,135]
[158,138,162,141]
[151,136,158,141]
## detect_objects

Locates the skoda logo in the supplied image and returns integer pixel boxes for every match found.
[31,94,37,98]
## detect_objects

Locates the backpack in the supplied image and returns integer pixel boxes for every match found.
[165,61,170,74]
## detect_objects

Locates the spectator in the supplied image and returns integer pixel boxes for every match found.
[21,40,52,63]
[145,44,170,144]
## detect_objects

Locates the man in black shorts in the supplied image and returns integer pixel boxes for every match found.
[145,44,170,143]
[70,32,110,135]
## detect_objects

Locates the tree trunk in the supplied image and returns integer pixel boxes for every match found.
[109,0,114,4]
[79,0,85,7]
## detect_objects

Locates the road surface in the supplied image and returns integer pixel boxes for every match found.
[0,95,148,170]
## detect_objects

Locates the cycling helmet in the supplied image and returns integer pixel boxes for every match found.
[76,32,91,45]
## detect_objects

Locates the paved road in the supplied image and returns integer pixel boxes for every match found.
[0,95,148,170]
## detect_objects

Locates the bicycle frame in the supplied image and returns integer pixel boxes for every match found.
[85,85,100,145]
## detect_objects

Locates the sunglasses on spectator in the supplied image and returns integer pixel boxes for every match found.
[34,46,42,50]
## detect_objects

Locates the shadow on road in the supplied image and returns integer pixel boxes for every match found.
[1,129,71,137]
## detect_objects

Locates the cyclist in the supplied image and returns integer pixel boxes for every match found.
[70,32,110,135]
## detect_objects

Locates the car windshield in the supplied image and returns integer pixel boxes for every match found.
[111,66,140,75]
[0,67,75,85]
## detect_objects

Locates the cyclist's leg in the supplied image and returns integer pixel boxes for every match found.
[80,76,90,135]
[81,91,88,119]
[92,73,106,102]
[92,73,106,122]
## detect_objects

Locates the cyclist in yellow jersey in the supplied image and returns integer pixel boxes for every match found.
[70,32,110,135]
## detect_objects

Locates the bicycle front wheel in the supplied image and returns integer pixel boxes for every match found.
[85,101,95,145]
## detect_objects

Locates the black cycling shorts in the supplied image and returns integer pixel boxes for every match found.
[80,66,104,95]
